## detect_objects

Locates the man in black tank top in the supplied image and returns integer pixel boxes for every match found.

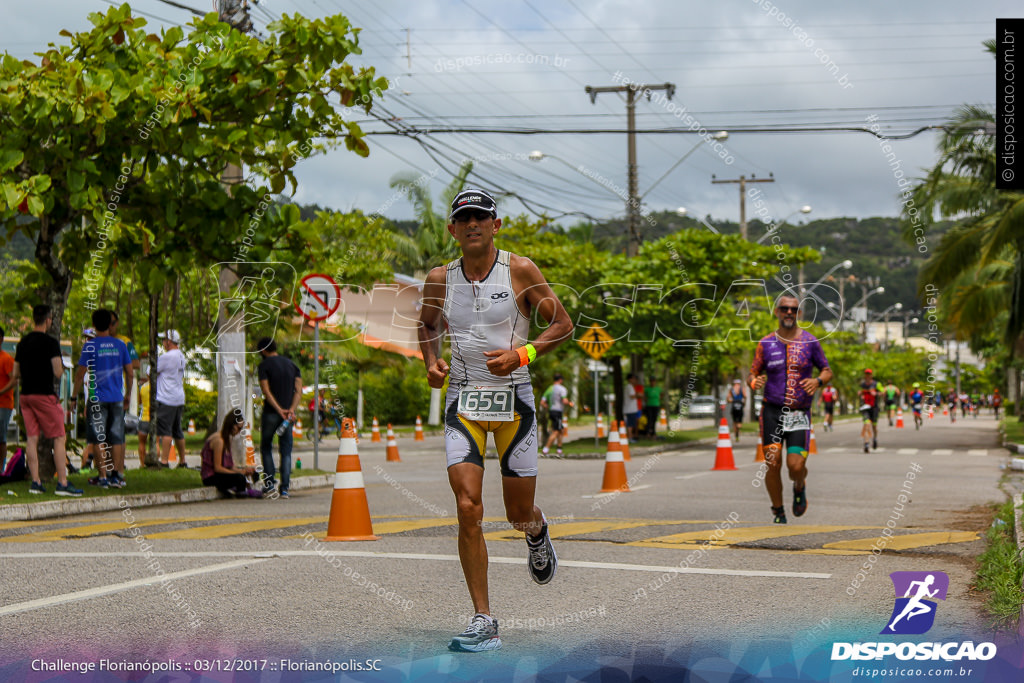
[418,189,573,652]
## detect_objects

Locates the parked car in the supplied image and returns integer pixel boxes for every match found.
[684,395,718,419]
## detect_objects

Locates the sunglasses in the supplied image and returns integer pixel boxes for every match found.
[453,209,494,223]
[777,306,799,313]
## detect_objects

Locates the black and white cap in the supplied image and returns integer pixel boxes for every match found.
[449,188,497,220]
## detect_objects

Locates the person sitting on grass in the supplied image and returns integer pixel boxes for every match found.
[200,408,261,498]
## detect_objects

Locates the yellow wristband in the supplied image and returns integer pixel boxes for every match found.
[525,343,537,364]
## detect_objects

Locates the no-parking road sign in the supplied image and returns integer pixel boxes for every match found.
[296,273,341,321]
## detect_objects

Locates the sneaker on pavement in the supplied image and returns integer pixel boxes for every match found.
[863,443,870,453]
[555,448,563,457]
[55,483,84,497]
[793,485,807,517]
[280,490,290,499]
[526,516,557,585]
[29,481,46,495]
[449,614,501,652]
[872,439,878,450]
[772,505,787,524]
[541,447,549,456]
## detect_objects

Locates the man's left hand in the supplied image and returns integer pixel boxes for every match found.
[484,349,521,377]
[799,378,819,394]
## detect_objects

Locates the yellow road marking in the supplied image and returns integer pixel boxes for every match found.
[147,517,327,540]
[484,520,699,542]
[626,525,880,549]
[0,518,106,531]
[0,517,233,543]
[823,531,979,552]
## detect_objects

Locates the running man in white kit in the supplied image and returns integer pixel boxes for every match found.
[418,189,573,652]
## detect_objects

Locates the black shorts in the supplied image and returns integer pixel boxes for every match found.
[549,411,564,432]
[730,407,743,423]
[823,403,834,415]
[759,402,810,454]
[156,402,185,440]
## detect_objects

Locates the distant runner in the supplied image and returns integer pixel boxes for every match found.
[749,294,832,525]
[883,381,900,427]
[860,369,879,450]
[728,379,746,443]
[418,189,572,653]
[820,382,837,432]
[909,383,924,431]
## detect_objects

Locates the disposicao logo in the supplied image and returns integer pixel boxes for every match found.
[882,571,948,635]
[831,571,997,662]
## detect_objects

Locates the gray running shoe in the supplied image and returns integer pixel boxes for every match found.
[449,614,501,652]
[526,517,557,585]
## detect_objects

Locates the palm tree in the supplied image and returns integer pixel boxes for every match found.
[389,160,474,277]
[906,100,1024,415]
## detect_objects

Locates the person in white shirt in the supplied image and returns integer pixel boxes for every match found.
[155,329,188,468]
[623,373,641,442]
[541,373,574,456]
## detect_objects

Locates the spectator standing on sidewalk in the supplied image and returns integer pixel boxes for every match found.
[256,337,301,498]
[643,376,662,438]
[623,373,641,442]
[0,305,81,496]
[0,325,14,471]
[72,309,133,489]
[155,329,188,469]
[540,373,573,457]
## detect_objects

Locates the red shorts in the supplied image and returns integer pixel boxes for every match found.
[19,394,66,438]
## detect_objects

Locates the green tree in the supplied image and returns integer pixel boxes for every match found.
[0,4,387,334]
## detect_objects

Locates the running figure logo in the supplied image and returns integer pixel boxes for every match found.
[881,571,949,635]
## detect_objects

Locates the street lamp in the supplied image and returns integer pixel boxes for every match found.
[851,286,884,341]
[641,132,729,200]
[802,259,853,298]
[528,150,625,200]
[755,205,812,244]
[879,302,902,350]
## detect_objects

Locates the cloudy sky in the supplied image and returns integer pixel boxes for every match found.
[1,0,1013,226]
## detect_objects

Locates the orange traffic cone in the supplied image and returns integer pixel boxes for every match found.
[596,414,605,439]
[371,417,381,443]
[808,427,818,455]
[600,430,630,493]
[244,427,256,467]
[659,408,668,428]
[563,421,569,438]
[942,406,948,416]
[168,442,177,464]
[292,419,303,438]
[324,418,379,542]
[928,405,934,419]
[711,416,737,470]
[414,416,424,441]
[895,408,904,429]
[755,441,765,463]
[385,424,401,462]
[187,419,196,435]
[618,423,631,461]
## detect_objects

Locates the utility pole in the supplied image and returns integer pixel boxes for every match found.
[217,0,255,437]
[585,82,675,257]
[711,174,774,240]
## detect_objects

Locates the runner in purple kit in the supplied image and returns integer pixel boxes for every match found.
[749,294,832,524]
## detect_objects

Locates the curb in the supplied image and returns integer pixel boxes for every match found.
[1004,441,1024,455]
[1014,493,1024,639]
[0,473,335,522]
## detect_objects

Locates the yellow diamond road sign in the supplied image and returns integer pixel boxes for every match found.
[577,324,615,360]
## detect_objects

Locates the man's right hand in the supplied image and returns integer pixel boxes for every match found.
[427,358,450,388]
[751,375,766,390]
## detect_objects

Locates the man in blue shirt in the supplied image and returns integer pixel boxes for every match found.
[72,309,133,488]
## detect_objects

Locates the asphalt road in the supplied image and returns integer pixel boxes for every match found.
[0,411,1013,680]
